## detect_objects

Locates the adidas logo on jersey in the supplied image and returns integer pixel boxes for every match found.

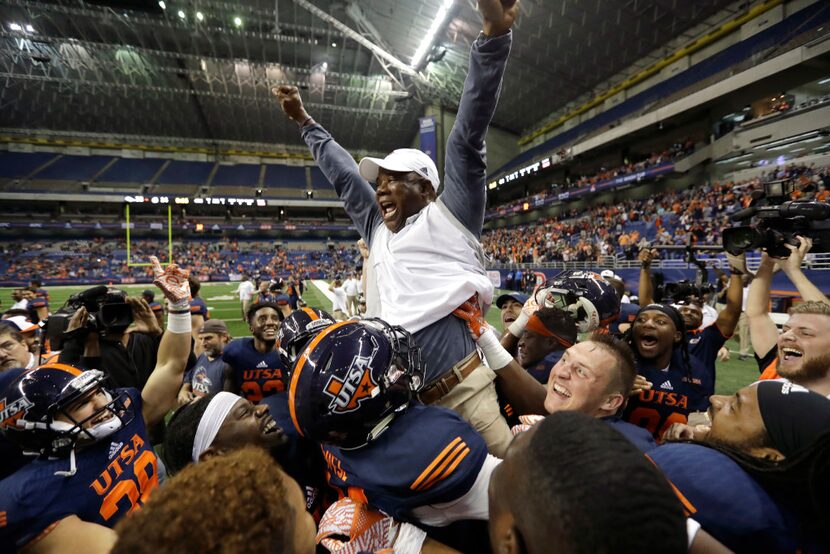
[109,441,124,460]
[660,380,674,391]
[256,361,268,369]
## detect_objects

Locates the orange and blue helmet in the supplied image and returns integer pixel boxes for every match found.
[0,363,132,458]
[536,270,621,333]
[277,306,336,371]
[288,318,423,450]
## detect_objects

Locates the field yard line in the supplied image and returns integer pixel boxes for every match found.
[310,280,336,305]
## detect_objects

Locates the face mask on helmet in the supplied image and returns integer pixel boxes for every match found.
[289,318,423,450]
[535,271,621,333]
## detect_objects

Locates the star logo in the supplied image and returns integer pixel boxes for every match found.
[323,338,379,414]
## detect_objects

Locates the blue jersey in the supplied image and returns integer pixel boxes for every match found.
[0,389,158,548]
[525,350,564,385]
[189,297,209,319]
[650,444,802,553]
[609,303,639,336]
[321,404,488,522]
[28,296,48,323]
[687,323,729,374]
[222,338,286,403]
[603,417,657,453]
[184,353,230,397]
[622,349,712,439]
[260,394,332,522]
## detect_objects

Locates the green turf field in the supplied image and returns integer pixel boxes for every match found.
[1,282,760,395]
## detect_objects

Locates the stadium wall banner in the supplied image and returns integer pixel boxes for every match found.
[419,117,438,166]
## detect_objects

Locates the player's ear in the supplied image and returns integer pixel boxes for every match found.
[602,393,625,414]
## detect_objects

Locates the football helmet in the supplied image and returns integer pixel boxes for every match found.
[277,306,336,369]
[0,363,133,458]
[535,270,621,333]
[288,318,423,450]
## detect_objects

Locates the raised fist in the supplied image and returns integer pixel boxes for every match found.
[477,0,520,37]
[272,85,310,124]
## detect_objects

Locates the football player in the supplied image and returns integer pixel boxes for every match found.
[622,303,712,439]
[276,306,335,370]
[288,318,498,533]
[0,257,192,553]
[222,302,286,403]
[656,380,830,550]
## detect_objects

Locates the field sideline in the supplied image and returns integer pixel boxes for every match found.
[1,282,760,395]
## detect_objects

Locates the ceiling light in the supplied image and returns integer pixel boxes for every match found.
[177,10,186,19]
[196,11,204,21]
[411,0,455,68]
[819,77,830,85]
[25,24,35,33]
[200,59,207,71]
[158,1,166,9]
[9,23,22,31]
[331,42,337,47]
[233,16,242,27]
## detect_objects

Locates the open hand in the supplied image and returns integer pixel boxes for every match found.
[781,235,812,275]
[127,297,162,336]
[478,0,520,37]
[151,256,190,303]
[272,85,310,123]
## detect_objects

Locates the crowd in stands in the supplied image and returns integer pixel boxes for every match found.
[0,239,359,283]
[484,162,830,265]
[489,138,698,217]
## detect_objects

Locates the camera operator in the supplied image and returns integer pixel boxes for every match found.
[746,236,830,397]
[638,247,744,373]
[59,290,163,390]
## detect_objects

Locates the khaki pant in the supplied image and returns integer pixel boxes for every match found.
[347,295,359,316]
[738,312,750,356]
[241,298,252,320]
[434,363,513,458]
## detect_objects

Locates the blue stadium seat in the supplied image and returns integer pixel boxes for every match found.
[0,152,58,179]
[264,164,306,189]
[35,155,114,181]
[212,164,260,186]
[157,160,215,185]
[98,158,165,183]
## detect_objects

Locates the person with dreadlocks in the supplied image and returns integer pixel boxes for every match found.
[622,303,711,440]
[655,380,830,551]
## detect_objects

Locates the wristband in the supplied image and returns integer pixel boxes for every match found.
[508,311,529,338]
[166,298,191,334]
[478,329,514,371]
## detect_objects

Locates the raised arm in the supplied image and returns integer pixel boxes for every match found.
[781,236,830,304]
[713,253,746,337]
[638,248,658,306]
[440,0,517,237]
[746,254,779,360]
[274,85,381,244]
[141,257,193,428]
[453,297,547,415]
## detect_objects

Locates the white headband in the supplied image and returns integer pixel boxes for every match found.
[192,392,240,463]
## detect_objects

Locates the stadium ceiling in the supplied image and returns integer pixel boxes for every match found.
[0,0,736,153]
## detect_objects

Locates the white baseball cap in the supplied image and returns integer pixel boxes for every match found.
[4,315,37,334]
[600,270,615,279]
[358,149,440,193]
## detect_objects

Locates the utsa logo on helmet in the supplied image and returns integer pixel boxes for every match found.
[324,339,379,414]
[0,396,34,431]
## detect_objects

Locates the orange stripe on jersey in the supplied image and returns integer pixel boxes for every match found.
[419,442,467,492]
[288,320,353,437]
[421,445,471,492]
[0,511,6,527]
[410,437,462,491]
[301,307,319,321]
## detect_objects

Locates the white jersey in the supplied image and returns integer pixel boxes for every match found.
[366,199,493,333]
[237,280,255,301]
[331,286,348,312]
